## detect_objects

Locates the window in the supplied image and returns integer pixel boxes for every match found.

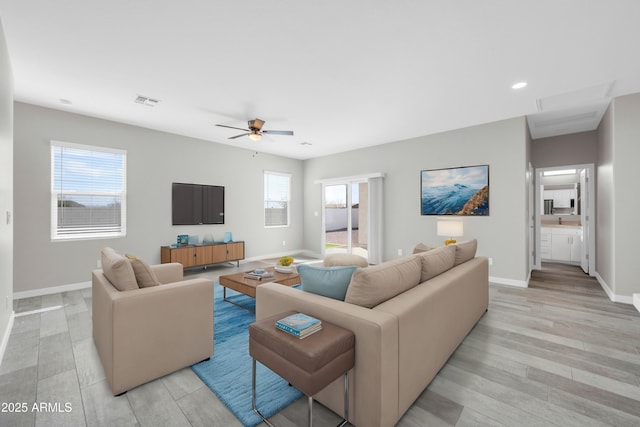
[264,171,291,227]
[51,141,127,240]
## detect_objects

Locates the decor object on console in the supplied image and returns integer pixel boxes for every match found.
[437,220,464,245]
[421,165,489,215]
[92,247,213,395]
[256,239,488,427]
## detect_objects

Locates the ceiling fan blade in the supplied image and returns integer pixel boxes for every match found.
[216,124,250,132]
[263,130,294,136]
[229,133,249,139]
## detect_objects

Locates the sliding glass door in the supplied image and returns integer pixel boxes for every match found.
[323,182,368,259]
[324,184,348,253]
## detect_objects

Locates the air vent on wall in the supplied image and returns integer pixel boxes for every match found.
[134,95,159,107]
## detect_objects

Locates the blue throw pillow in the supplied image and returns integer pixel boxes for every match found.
[298,264,358,301]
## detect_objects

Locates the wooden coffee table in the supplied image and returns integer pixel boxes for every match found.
[219,266,300,311]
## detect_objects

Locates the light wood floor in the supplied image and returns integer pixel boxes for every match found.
[1,262,639,426]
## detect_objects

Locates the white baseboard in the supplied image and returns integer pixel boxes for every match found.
[596,272,614,300]
[595,272,634,305]
[633,294,640,313]
[489,276,528,288]
[244,249,321,263]
[300,249,323,260]
[13,281,91,300]
[0,312,15,368]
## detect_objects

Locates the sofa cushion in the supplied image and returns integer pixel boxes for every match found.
[453,239,478,266]
[412,243,435,254]
[344,255,422,308]
[298,264,358,300]
[417,245,456,282]
[323,253,369,268]
[125,254,160,288]
[101,247,138,291]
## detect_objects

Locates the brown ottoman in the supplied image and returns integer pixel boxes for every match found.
[249,311,355,427]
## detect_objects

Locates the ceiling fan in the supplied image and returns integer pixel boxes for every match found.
[216,119,294,141]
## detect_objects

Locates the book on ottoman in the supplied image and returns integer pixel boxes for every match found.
[275,313,323,339]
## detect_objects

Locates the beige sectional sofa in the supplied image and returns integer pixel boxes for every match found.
[256,240,488,427]
[92,247,214,395]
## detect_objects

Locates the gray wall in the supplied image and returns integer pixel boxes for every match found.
[597,102,615,293]
[0,20,14,350]
[303,117,530,285]
[609,93,640,297]
[531,130,598,168]
[13,103,304,293]
[596,93,640,300]
[525,121,533,274]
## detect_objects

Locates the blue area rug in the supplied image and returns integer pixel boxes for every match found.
[192,282,302,427]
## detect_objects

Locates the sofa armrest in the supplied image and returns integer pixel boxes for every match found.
[94,274,213,395]
[256,283,399,427]
[151,262,183,284]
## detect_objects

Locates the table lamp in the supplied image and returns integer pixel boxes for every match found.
[437,220,463,245]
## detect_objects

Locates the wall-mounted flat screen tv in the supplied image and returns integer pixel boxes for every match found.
[172,183,225,225]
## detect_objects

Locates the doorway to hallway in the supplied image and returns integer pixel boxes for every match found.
[532,164,596,276]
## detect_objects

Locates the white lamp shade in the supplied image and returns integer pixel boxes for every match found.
[437,221,464,237]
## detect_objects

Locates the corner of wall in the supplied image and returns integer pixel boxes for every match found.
[0,17,15,368]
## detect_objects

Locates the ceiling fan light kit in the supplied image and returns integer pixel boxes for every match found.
[216,118,294,141]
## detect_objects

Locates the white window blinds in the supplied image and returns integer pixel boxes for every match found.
[51,141,127,240]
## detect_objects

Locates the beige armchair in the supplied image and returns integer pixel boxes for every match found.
[92,248,213,395]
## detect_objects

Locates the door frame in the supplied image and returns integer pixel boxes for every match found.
[528,162,535,272]
[533,164,595,275]
[316,172,384,260]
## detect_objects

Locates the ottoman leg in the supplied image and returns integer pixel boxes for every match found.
[252,358,275,427]
[337,372,349,427]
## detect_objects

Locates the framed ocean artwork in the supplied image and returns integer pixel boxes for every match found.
[420,165,489,216]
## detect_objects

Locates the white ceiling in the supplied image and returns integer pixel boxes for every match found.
[2,1,640,160]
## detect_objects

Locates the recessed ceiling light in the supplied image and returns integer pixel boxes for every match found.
[512,81,528,90]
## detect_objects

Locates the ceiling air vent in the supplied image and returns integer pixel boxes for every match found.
[134,95,160,107]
